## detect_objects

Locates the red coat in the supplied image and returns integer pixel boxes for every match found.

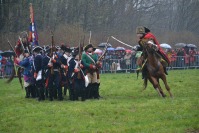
[143,32,170,64]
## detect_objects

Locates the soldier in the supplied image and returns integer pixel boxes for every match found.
[68,48,85,101]
[47,47,63,101]
[136,26,170,79]
[33,46,45,101]
[60,45,72,97]
[15,49,35,98]
[42,46,51,99]
[81,44,100,99]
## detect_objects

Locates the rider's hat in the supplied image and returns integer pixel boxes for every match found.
[136,26,150,34]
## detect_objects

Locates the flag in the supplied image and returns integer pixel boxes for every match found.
[28,3,38,46]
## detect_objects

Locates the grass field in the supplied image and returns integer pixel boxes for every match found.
[0,69,198,133]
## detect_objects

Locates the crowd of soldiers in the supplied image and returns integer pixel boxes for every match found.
[14,34,102,102]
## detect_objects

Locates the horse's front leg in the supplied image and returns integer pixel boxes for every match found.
[149,76,164,97]
[161,74,173,97]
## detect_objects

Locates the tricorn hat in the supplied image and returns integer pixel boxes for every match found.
[72,47,79,57]
[136,26,150,34]
[60,45,72,53]
[84,44,96,51]
[32,46,43,52]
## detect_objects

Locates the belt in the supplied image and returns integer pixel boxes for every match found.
[53,69,59,71]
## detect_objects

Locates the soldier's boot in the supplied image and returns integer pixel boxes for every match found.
[90,83,95,99]
[45,89,49,98]
[163,66,168,75]
[37,88,45,101]
[57,86,63,101]
[142,68,147,79]
[74,89,78,101]
[53,87,57,99]
[160,58,168,75]
[37,88,42,101]
[86,84,92,99]
[96,83,102,98]
[25,87,30,98]
[40,88,45,100]
[93,83,99,99]
[48,88,53,101]
[81,89,86,101]
[64,85,67,96]
[30,85,36,98]
[69,88,75,101]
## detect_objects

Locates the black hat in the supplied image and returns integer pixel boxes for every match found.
[45,48,51,54]
[61,45,72,53]
[32,46,43,52]
[72,47,79,57]
[44,46,50,51]
[84,44,96,51]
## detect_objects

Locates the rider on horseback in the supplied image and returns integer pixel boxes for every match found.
[136,26,170,79]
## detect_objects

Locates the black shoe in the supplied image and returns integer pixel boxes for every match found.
[165,71,168,75]
[164,67,168,75]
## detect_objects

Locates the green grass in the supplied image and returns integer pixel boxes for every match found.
[0,69,199,133]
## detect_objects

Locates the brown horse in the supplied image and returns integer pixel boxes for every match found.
[142,44,173,97]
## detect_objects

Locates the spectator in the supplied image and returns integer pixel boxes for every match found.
[189,48,196,66]
[177,48,185,67]
[124,52,132,69]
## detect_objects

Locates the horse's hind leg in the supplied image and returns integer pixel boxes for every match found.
[161,74,173,97]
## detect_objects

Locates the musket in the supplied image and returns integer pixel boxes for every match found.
[50,31,55,74]
[82,35,85,48]
[89,31,91,44]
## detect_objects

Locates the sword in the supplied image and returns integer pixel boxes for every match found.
[111,36,134,48]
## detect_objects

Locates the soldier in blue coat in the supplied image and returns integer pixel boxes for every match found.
[59,45,72,98]
[16,49,35,98]
[42,47,51,99]
[33,46,45,101]
[47,47,63,101]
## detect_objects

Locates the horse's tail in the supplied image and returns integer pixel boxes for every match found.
[6,67,15,83]
[143,77,148,89]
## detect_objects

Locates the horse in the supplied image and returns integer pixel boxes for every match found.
[142,43,173,97]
